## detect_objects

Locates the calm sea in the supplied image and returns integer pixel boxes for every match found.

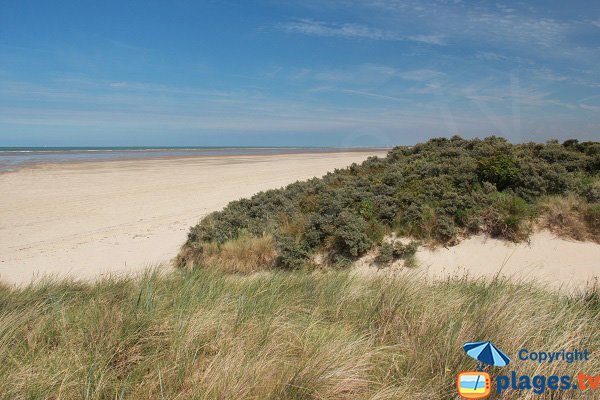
[0,147,374,172]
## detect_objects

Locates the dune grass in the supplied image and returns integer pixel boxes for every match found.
[538,195,600,242]
[180,232,278,273]
[0,268,597,399]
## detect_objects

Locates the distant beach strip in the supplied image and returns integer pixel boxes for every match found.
[0,147,390,173]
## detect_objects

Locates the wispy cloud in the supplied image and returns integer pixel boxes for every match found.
[347,0,591,58]
[460,83,576,109]
[467,12,569,49]
[278,18,397,40]
[311,64,398,85]
[398,69,444,82]
[532,67,568,83]
[475,51,508,62]
[579,103,600,112]
[291,64,445,86]
[341,89,404,102]
[407,34,444,45]
[277,18,444,45]
[578,94,600,112]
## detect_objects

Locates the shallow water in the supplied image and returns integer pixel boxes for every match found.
[0,147,363,172]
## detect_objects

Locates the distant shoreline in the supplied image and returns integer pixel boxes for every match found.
[0,146,391,174]
[0,145,392,152]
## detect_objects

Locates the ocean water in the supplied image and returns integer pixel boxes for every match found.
[0,146,361,172]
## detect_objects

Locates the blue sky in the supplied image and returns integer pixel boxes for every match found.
[0,0,599,147]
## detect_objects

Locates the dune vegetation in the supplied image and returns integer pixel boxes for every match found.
[2,136,599,399]
[178,136,600,271]
[0,268,598,399]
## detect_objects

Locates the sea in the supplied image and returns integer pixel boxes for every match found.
[0,146,375,173]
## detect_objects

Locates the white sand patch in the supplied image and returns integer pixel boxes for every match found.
[355,231,600,290]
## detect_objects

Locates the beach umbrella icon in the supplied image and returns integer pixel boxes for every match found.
[463,341,511,369]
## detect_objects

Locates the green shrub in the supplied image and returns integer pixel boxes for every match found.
[477,154,520,190]
[392,241,419,259]
[333,211,373,258]
[376,243,394,265]
[580,176,600,202]
[376,241,419,266]
[275,234,310,269]
[179,136,599,270]
[482,192,532,241]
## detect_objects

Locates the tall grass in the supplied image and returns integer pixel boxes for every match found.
[0,269,598,399]
[538,195,600,242]
[179,232,278,273]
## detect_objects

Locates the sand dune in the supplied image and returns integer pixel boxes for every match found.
[354,231,600,290]
[417,231,600,289]
[0,152,385,284]
[2,151,598,289]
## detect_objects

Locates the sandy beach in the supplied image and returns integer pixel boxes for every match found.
[2,150,598,289]
[0,151,385,284]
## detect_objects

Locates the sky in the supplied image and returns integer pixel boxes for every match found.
[0,0,599,147]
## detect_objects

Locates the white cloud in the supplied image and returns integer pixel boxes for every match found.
[311,64,398,84]
[475,51,508,61]
[109,82,127,88]
[406,34,445,45]
[398,69,444,81]
[289,64,445,88]
[347,0,587,58]
[278,18,396,40]
[340,89,404,102]
[467,13,568,49]
[460,83,576,109]
[579,103,600,112]
[277,18,444,45]
[532,67,568,82]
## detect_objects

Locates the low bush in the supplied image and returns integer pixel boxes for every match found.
[477,154,520,190]
[481,192,533,241]
[332,210,373,258]
[179,136,600,270]
[376,241,419,267]
[376,242,395,265]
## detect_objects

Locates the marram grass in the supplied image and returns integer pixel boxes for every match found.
[0,269,597,399]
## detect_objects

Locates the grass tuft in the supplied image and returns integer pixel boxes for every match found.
[0,268,597,399]
[179,232,277,273]
[538,195,600,242]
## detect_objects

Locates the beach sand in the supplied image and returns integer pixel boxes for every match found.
[353,231,600,290]
[1,151,385,284]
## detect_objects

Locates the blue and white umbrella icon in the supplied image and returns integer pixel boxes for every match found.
[463,341,511,369]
